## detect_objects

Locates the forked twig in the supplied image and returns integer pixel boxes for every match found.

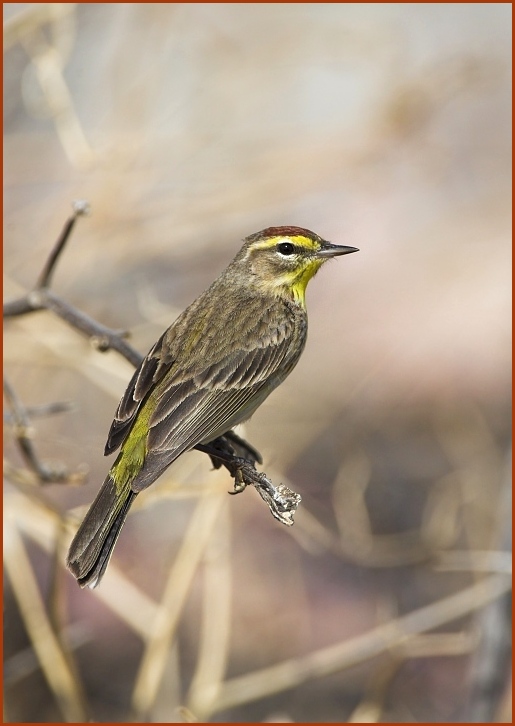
[3,378,83,485]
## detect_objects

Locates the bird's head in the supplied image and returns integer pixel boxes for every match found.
[236,226,358,306]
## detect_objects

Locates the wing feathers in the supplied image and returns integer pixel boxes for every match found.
[104,332,172,455]
[104,292,306,490]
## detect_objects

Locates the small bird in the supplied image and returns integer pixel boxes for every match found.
[67,226,358,587]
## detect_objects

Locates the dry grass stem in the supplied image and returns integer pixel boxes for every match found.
[9,490,160,639]
[210,574,511,714]
[131,486,227,718]
[4,522,86,722]
[187,498,233,720]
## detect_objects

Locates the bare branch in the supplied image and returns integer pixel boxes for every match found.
[3,206,141,367]
[4,400,75,424]
[196,440,302,526]
[41,288,142,366]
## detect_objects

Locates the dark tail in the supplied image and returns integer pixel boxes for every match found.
[67,476,137,588]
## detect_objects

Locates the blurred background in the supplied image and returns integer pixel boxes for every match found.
[3,3,511,723]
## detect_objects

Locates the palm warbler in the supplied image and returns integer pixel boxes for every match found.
[67,226,358,587]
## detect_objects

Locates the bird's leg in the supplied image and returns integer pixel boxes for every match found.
[195,429,262,482]
[194,440,253,493]
[195,437,231,471]
[195,437,302,526]
[229,468,247,495]
[222,430,263,465]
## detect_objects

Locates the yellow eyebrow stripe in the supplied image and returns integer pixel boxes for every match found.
[249,235,319,252]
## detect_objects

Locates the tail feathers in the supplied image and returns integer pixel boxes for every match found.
[67,476,137,589]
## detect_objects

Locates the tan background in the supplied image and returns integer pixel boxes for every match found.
[4,3,511,723]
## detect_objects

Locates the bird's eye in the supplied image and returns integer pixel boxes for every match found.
[277,242,295,256]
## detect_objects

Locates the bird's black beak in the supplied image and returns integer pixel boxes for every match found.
[316,242,359,258]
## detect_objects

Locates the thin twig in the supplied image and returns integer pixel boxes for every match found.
[4,400,75,424]
[40,288,141,366]
[3,377,81,484]
[37,200,90,288]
